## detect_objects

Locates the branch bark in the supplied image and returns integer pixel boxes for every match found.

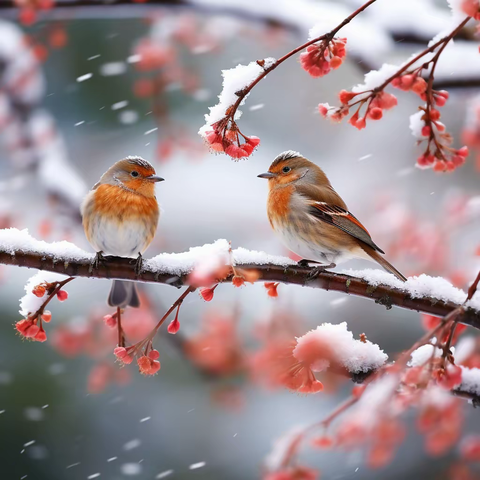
[1,244,479,330]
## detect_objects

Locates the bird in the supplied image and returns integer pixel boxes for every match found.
[257,151,407,282]
[81,156,163,308]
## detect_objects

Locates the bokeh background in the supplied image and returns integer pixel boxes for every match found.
[0,0,479,479]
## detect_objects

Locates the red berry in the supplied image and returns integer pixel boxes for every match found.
[114,347,127,359]
[167,318,180,334]
[149,349,160,360]
[33,285,46,297]
[19,8,37,26]
[49,28,67,49]
[460,435,480,461]
[368,107,383,120]
[103,315,116,328]
[34,329,47,342]
[338,90,356,104]
[200,286,216,302]
[232,275,245,287]
[56,290,68,301]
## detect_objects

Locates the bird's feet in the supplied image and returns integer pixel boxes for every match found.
[89,251,106,274]
[298,259,323,268]
[305,262,336,282]
[130,252,143,276]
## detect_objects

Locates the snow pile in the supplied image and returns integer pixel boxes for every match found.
[198,58,275,137]
[457,366,480,397]
[232,247,296,267]
[351,63,399,100]
[146,239,231,276]
[19,271,69,317]
[447,0,470,20]
[145,241,296,275]
[294,322,388,374]
[409,110,428,139]
[408,343,443,367]
[340,268,480,311]
[0,228,93,262]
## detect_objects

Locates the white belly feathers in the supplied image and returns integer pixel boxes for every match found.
[88,215,150,257]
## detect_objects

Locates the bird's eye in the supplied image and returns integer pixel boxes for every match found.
[131,171,139,177]
[282,166,291,173]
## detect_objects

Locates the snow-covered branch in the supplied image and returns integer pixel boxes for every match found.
[1,228,479,329]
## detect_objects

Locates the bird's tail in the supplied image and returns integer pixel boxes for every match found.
[360,245,407,282]
[108,280,141,308]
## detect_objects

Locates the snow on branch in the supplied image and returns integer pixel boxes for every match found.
[198,0,379,159]
[0,228,479,328]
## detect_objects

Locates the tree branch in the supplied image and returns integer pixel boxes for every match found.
[1,237,479,330]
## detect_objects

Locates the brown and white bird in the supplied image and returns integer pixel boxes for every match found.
[258,151,407,281]
[81,156,163,308]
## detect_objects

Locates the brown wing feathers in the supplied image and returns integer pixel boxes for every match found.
[308,202,385,254]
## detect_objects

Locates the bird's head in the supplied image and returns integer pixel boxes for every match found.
[257,150,330,188]
[100,156,164,197]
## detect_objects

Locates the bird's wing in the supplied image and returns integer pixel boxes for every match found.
[308,201,384,254]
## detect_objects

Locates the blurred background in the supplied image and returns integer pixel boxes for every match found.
[0,0,479,478]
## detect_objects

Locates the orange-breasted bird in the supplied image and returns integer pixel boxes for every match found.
[258,151,407,282]
[81,156,163,307]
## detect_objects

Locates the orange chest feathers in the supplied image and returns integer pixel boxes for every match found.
[267,185,294,228]
[93,184,159,220]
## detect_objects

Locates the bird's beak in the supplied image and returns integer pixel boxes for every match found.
[147,175,165,182]
[257,172,276,179]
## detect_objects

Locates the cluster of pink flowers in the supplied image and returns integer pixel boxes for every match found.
[300,38,347,78]
[137,351,161,375]
[415,100,469,172]
[250,339,324,394]
[336,414,406,469]
[315,54,469,171]
[16,316,48,342]
[319,90,398,130]
[114,346,161,376]
[421,314,467,343]
[134,39,175,72]
[88,362,130,394]
[184,314,243,376]
[16,0,54,26]
[417,394,463,456]
[15,282,68,343]
[461,101,480,171]
[391,73,428,98]
[204,126,260,159]
[461,0,480,19]
[51,297,158,391]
